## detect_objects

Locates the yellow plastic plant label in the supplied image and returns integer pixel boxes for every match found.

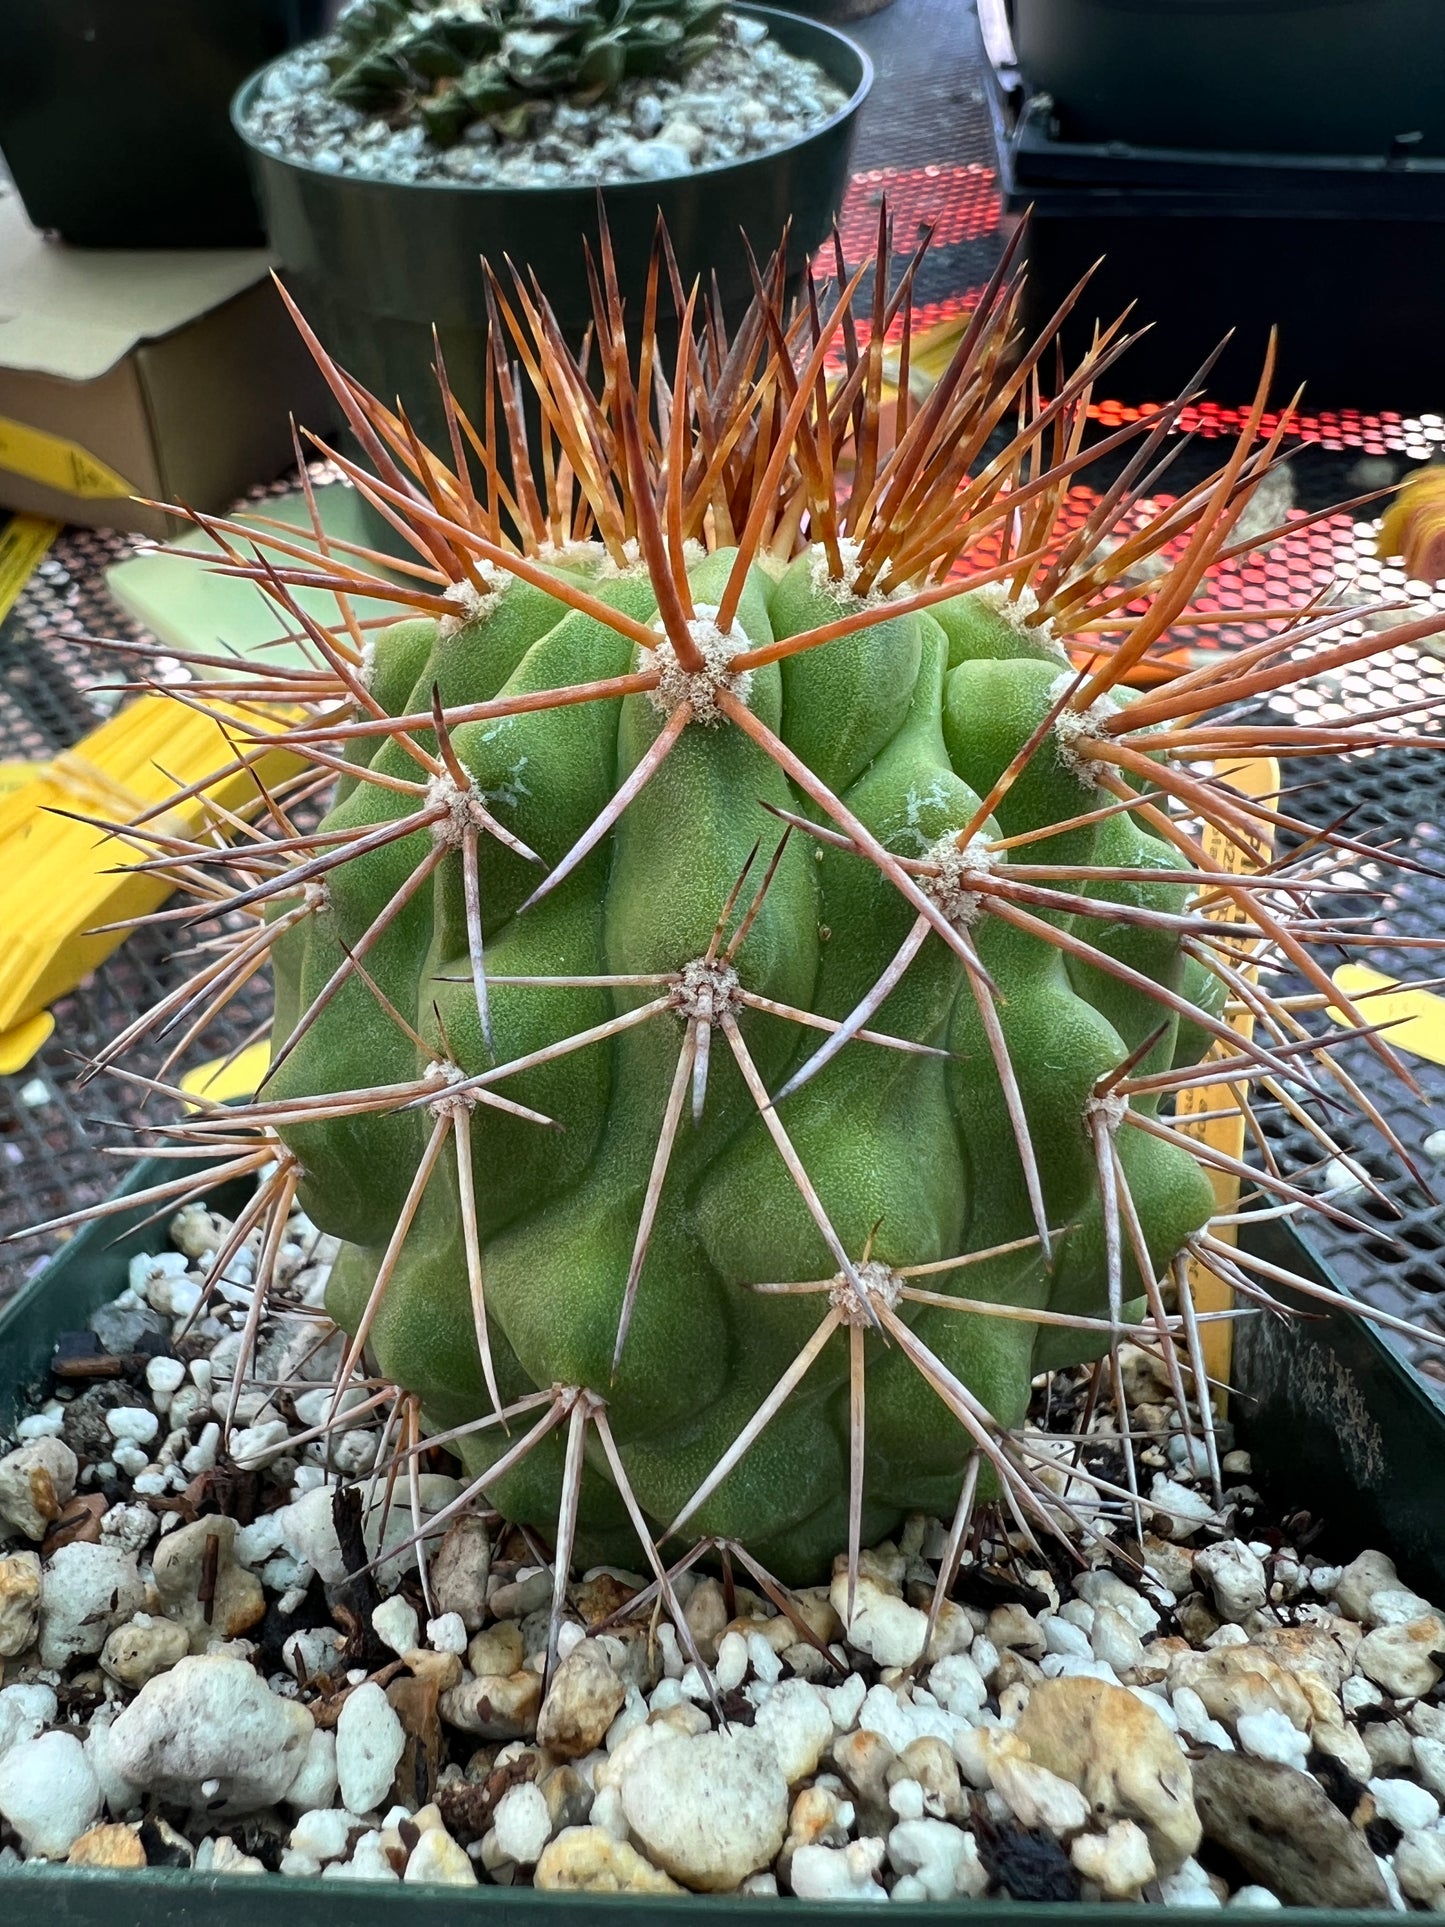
[0,417,135,501]
[0,514,61,625]
[0,1009,55,1077]
[1173,756,1280,1403]
[181,1039,272,1106]
[1330,963,1445,1068]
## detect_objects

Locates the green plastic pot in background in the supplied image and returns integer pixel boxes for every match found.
[0,0,330,248]
[1006,0,1445,156]
[232,5,871,498]
[3,1151,1442,1918]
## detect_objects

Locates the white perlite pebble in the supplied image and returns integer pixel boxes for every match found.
[1195,1541,1269,1623]
[1229,1887,1285,1909]
[1370,1775,1441,1833]
[145,1356,186,1399]
[790,1836,890,1903]
[1396,1828,1445,1908]
[0,1731,102,1858]
[290,1807,363,1864]
[287,1727,340,1815]
[620,1728,788,1891]
[492,1782,552,1865]
[830,1572,928,1668]
[1158,1856,1224,1909]
[110,1655,314,1815]
[40,1541,145,1669]
[752,1681,833,1785]
[887,1818,988,1900]
[371,1596,420,1658]
[928,1652,987,1718]
[1237,1709,1310,1771]
[335,1682,406,1815]
[715,1629,748,1692]
[0,1684,56,1759]
[105,1406,160,1446]
[1071,1820,1157,1899]
[426,1613,467,1655]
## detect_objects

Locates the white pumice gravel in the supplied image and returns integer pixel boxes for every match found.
[239,9,849,191]
[6,1195,1445,1902]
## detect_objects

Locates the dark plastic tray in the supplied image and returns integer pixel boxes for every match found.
[981,11,1445,411]
[2,1154,1440,1919]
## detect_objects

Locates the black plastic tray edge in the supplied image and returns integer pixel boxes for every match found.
[0,1161,1434,1923]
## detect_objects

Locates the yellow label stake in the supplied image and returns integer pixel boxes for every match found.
[1173,756,1280,1405]
[0,415,136,500]
[0,514,61,625]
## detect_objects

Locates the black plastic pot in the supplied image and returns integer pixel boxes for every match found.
[985,65,1445,414]
[1005,0,1445,157]
[232,5,870,481]
[2,1154,1439,1919]
[0,1,329,249]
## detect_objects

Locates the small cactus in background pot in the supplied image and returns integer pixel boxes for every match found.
[55,218,1444,1651]
[327,0,725,142]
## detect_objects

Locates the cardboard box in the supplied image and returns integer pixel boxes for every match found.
[0,188,335,538]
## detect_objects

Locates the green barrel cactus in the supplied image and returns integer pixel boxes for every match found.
[67,223,1432,1602]
[265,549,1217,1582]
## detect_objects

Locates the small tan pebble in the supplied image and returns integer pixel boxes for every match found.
[429,1517,491,1635]
[100,1614,190,1688]
[1358,1615,1445,1700]
[925,1599,973,1661]
[1015,1675,1201,1875]
[0,1438,78,1540]
[1221,1449,1252,1477]
[403,1647,463,1691]
[1142,1535,1196,1596]
[994,1649,1044,1695]
[1168,1646,1312,1732]
[787,1783,852,1850]
[388,1673,443,1812]
[440,1668,541,1740]
[466,1620,524,1679]
[1070,1820,1157,1899]
[951,1723,1028,1792]
[1175,1593,1223,1645]
[892,1737,964,1820]
[536,1639,625,1759]
[652,1702,711,1739]
[1332,1550,1400,1624]
[67,1824,147,1870]
[570,1570,641,1627]
[0,1551,42,1658]
[1126,1634,1191,1688]
[404,1824,477,1885]
[988,1602,1045,1658]
[681,1578,728,1663]
[540,1763,594,1833]
[1252,1619,1361,1691]
[151,1515,264,1651]
[534,1825,684,1894]
[832,1728,898,1810]
[990,1754,1091,1836]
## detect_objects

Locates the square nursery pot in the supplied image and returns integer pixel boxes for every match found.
[0,0,329,248]
[3,1153,1444,1920]
[980,4,1445,413]
[230,4,872,493]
